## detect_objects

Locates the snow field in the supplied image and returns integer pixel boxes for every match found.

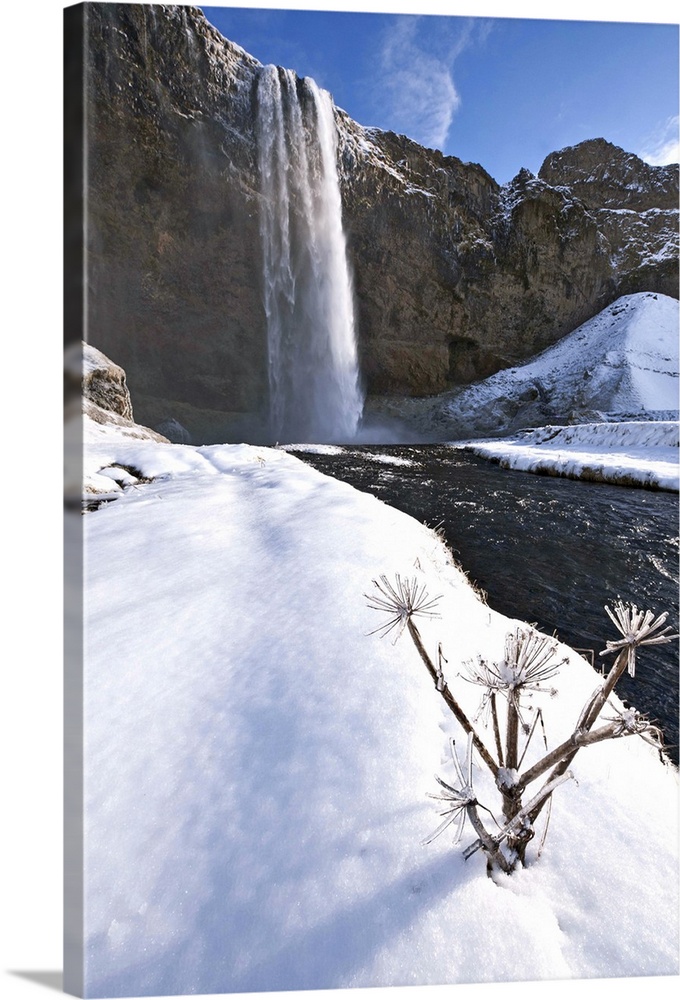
[81,425,679,995]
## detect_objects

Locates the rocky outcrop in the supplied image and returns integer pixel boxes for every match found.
[66,341,169,441]
[72,3,679,440]
[411,291,679,439]
[81,343,134,420]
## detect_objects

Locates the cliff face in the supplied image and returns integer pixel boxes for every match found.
[77,3,679,438]
[338,127,677,397]
[81,2,268,439]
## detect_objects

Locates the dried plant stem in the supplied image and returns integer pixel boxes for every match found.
[527,649,630,824]
[490,693,504,766]
[465,802,514,874]
[368,580,674,876]
[501,696,523,834]
[501,771,573,845]
[465,771,573,872]
[520,720,625,790]
[579,649,629,731]
[505,698,519,771]
[407,619,499,779]
[517,708,545,771]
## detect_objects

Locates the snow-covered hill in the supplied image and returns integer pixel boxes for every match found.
[435,291,679,439]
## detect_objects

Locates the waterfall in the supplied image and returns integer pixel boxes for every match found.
[256,65,364,443]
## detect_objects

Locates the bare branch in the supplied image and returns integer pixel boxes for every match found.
[407,618,499,778]
[490,692,504,766]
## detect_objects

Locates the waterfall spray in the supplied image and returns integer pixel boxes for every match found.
[256,65,364,443]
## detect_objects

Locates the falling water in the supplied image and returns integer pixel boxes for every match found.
[256,65,364,443]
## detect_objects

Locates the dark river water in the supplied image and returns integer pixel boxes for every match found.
[291,445,680,764]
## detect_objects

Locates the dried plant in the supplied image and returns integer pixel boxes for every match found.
[422,734,476,848]
[365,577,677,875]
[601,600,677,677]
[366,574,442,639]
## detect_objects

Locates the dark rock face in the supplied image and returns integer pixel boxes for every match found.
[76,3,679,436]
[155,416,192,443]
[337,127,677,397]
[81,3,267,437]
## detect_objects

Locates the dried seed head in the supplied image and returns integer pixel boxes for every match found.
[465,628,566,695]
[423,735,476,847]
[602,706,666,750]
[365,574,441,639]
[600,600,679,677]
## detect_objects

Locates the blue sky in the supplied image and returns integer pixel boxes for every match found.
[201,2,679,184]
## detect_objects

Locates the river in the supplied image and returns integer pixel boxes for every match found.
[291,445,679,764]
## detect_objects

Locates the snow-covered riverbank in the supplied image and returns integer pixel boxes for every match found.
[453,419,679,491]
[78,419,679,996]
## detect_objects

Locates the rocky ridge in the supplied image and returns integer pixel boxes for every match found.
[75,3,679,442]
[538,139,679,210]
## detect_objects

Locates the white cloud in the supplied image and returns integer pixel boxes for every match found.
[373,16,482,151]
[639,115,680,166]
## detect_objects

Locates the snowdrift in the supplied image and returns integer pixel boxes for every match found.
[78,422,679,996]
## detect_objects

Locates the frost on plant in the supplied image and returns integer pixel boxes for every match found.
[601,599,678,677]
[501,629,567,691]
[601,706,665,748]
[422,734,476,847]
[464,628,563,730]
[365,574,441,639]
[366,579,676,875]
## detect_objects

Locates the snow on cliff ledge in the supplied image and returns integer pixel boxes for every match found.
[77,421,679,996]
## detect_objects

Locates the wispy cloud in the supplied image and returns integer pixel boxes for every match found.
[371,16,488,151]
[639,115,679,166]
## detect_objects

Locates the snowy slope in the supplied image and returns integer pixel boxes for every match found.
[438,292,679,438]
[79,421,679,996]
